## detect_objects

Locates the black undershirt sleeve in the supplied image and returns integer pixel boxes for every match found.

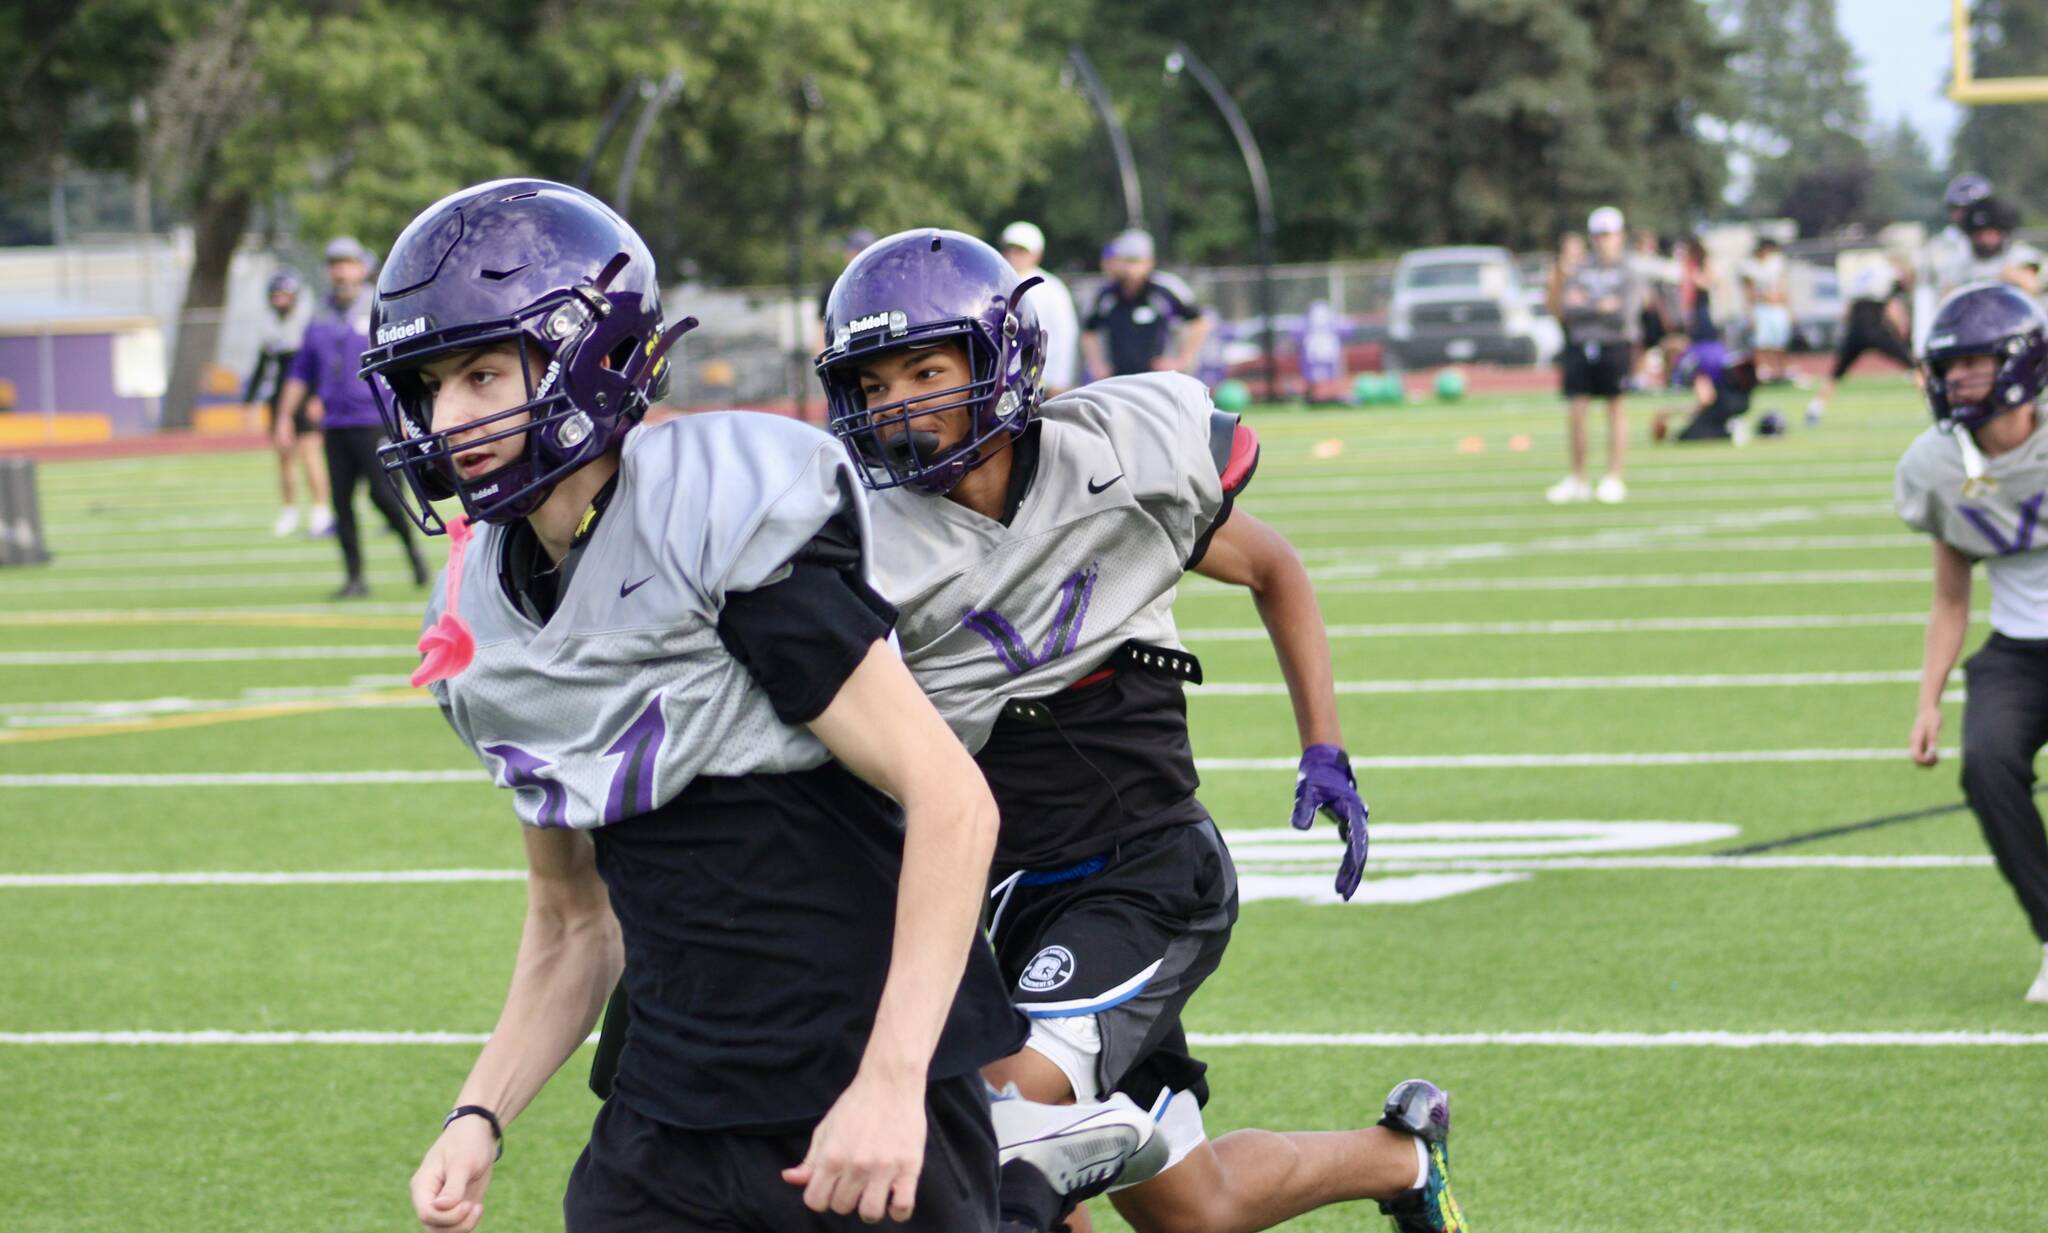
[717,512,897,725]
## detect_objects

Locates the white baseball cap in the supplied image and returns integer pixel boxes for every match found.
[1587,206,1625,235]
[1000,221,1046,254]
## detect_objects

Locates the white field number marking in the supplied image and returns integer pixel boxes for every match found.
[1228,820,1736,905]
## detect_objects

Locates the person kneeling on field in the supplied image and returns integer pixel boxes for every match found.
[1897,281,2048,1007]
[1652,341,1774,444]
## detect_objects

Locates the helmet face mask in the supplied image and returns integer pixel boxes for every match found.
[1922,282,2048,432]
[362,179,694,535]
[815,229,1046,495]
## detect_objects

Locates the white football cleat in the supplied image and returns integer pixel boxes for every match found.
[1594,474,1627,504]
[271,507,301,537]
[1545,475,1591,505]
[990,1087,1168,1199]
[307,505,335,537]
[2026,948,2048,1005]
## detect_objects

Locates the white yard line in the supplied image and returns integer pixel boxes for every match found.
[2,1028,2040,1047]
[0,855,1991,890]
[0,645,415,666]
[1193,670,1926,695]
[0,771,483,787]
[1199,748,1955,770]
[1259,506,1893,535]
[0,748,1960,788]
[1184,612,1931,639]
[1187,1030,2048,1049]
[1249,460,1896,494]
[37,548,354,568]
[0,571,422,594]
[0,604,423,624]
[1179,568,1930,597]
[1246,480,1887,512]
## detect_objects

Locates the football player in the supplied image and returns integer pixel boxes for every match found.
[1913,174,1991,357]
[812,229,1466,1233]
[245,268,332,538]
[367,181,1157,1233]
[1896,282,2048,1006]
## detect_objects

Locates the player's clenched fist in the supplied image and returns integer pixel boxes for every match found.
[410,1118,497,1232]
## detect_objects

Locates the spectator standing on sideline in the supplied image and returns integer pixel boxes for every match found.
[1547,206,1643,505]
[1914,173,1993,356]
[275,237,428,599]
[1806,254,1914,425]
[1741,237,1791,383]
[999,221,1081,394]
[1081,229,1210,380]
[248,268,331,538]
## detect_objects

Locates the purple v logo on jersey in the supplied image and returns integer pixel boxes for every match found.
[961,563,1100,675]
[482,743,570,828]
[1958,491,2045,555]
[602,697,667,822]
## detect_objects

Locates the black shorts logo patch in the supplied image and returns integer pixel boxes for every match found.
[1018,945,1076,993]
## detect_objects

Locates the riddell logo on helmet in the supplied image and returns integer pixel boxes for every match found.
[846,312,893,334]
[376,316,429,345]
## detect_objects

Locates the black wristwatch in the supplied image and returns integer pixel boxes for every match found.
[444,1105,504,1161]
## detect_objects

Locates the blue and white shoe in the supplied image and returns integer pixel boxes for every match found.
[989,1086,1168,1201]
[1377,1079,1467,1232]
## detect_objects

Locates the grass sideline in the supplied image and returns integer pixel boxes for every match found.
[3,374,2044,1232]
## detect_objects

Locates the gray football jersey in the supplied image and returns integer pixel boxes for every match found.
[1895,421,2048,559]
[867,373,1228,752]
[426,412,872,829]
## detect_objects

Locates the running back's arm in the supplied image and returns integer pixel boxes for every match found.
[1191,510,1343,749]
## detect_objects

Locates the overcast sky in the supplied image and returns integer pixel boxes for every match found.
[1838,0,1961,164]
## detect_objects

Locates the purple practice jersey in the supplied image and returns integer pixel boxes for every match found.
[287,291,381,428]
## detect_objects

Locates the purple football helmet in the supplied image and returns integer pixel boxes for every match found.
[1922,282,2048,430]
[361,179,695,533]
[1946,173,1993,210]
[814,229,1047,494]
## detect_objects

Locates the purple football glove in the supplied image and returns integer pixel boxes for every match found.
[1290,743,1370,900]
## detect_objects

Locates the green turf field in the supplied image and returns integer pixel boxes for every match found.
[5,376,2045,1232]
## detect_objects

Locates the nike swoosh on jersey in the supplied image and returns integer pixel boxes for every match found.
[619,576,655,597]
[1087,474,1124,494]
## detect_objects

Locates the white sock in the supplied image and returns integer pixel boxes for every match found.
[1412,1135,1431,1189]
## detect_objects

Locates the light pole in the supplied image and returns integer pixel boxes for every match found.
[787,75,823,420]
[1165,45,1278,401]
[1064,47,1146,232]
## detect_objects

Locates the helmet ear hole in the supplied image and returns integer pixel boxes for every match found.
[606,337,641,372]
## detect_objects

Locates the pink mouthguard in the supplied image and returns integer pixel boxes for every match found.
[411,515,477,687]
